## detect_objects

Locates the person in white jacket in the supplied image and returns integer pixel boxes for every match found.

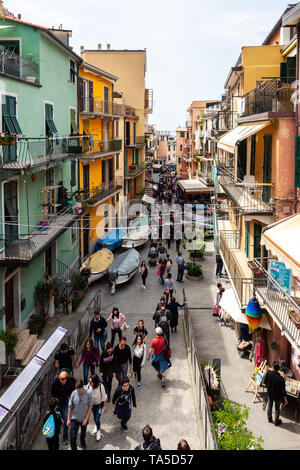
[87,374,107,442]
[132,335,147,389]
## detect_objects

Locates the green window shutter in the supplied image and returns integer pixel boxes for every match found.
[71,159,77,187]
[280,62,287,81]
[295,136,300,188]
[3,96,22,135]
[287,57,296,80]
[45,103,58,135]
[125,150,128,175]
[245,221,250,258]
[135,149,139,165]
[70,108,78,133]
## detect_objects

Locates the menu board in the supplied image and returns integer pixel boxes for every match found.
[269,260,292,295]
[285,378,300,398]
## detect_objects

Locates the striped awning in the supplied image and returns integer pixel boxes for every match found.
[217,121,272,154]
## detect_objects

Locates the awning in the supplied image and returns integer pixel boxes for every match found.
[217,121,272,154]
[219,288,272,330]
[142,194,155,205]
[261,214,300,277]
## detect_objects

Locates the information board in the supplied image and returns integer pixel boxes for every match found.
[36,326,67,361]
[269,260,292,295]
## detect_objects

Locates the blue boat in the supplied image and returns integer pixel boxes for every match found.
[95,226,127,252]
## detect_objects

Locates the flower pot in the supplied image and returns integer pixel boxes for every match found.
[75,290,85,299]
[67,302,73,315]
[186,273,203,281]
[25,76,36,83]
[0,140,16,146]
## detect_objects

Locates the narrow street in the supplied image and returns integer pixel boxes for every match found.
[31,242,203,451]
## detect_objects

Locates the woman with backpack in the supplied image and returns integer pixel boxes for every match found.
[87,374,107,442]
[157,258,166,285]
[42,398,63,451]
[75,338,99,386]
[112,376,138,432]
[132,334,147,389]
[106,307,126,348]
[167,296,186,334]
[139,260,149,290]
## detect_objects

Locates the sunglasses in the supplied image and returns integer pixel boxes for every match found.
[77,387,84,392]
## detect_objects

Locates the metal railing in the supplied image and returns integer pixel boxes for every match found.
[0,136,83,170]
[125,161,146,177]
[125,135,145,147]
[0,49,39,84]
[124,106,139,118]
[182,289,219,450]
[219,231,254,307]
[77,176,123,205]
[79,96,123,116]
[81,138,122,158]
[145,88,153,111]
[241,77,295,117]
[218,166,274,214]
[253,258,300,348]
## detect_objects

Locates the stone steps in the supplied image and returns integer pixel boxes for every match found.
[14,329,44,366]
[22,339,45,366]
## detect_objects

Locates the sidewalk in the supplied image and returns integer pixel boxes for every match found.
[184,240,300,450]
[31,243,203,450]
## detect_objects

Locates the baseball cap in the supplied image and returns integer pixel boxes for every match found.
[155,327,163,335]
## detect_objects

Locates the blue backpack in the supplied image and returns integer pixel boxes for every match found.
[42,414,55,439]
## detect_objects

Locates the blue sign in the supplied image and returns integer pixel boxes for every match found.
[269,260,292,295]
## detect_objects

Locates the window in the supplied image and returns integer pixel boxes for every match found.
[2,95,22,135]
[116,153,120,170]
[180,144,183,152]
[70,60,76,84]
[45,103,57,135]
[178,157,181,164]
[116,120,119,137]
[70,108,78,134]
[180,132,184,138]
[71,159,77,187]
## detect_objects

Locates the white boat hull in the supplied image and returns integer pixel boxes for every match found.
[87,271,106,285]
[121,238,149,249]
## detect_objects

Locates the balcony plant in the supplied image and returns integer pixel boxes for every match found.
[0,329,19,354]
[186,262,203,279]
[71,273,89,299]
[0,132,17,146]
[28,313,47,336]
[24,53,37,83]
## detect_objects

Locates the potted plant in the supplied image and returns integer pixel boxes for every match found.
[24,53,37,83]
[28,313,47,336]
[0,132,17,146]
[71,273,89,299]
[186,262,203,280]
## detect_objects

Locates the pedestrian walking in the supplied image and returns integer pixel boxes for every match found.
[177,439,191,450]
[87,374,107,442]
[157,258,166,285]
[75,338,99,385]
[264,362,288,426]
[67,379,93,451]
[54,343,76,375]
[153,299,172,346]
[113,336,133,385]
[167,296,186,333]
[99,342,117,403]
[147,327,172,388]
[216,254,224,278]
[43,398,63,451]
[133,320,148,343]
[164,273,176,305]
[166,254,173,274]
[157,242,167,262]
[176,252,185,283]
[132,334,147,389]
[139,260,149,290]
[112,376,138,432]
[175,238,181,253]
[89,311,108,353]
[135,425,162,450]
[215,283,225,326]
[51,370,76,444]
[106,307,126,348]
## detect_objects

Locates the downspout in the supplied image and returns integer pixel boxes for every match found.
[293,21,300,214]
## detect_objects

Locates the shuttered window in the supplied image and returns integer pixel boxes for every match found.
[2,95,22,135]
[71,159,77,187]
[295,136,300,188]
[70,108,78,133]
[45,103,57,135]
[70,60,76,84]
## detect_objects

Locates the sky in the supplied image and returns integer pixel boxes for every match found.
[4,0,294,131]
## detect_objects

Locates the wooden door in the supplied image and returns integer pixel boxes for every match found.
[5,277,15,329]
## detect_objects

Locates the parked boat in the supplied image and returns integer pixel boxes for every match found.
[121,217,151,249]
[95,225,127,252]
[80,248,114,284]
[108,248,141,294]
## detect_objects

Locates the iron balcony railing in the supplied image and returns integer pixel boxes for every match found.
[0,49,40,84]
[145,89,153,112]
[218,166,274,214]
[125,161,146,178]
[80,97,124,117]
[240,77,295,117]
[77,176,124,206]
[0,136,83,170]
[124,106,139,118]
[219,230,254,307]
[125,135,145,147]
[81,138,122,158]
[253,258,300,349]
[0,197,81,264]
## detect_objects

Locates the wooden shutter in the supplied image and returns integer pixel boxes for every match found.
[295,136,300,188]
[88,81,94,112]
[2,97,15,134]
[250,135,256,176]
[245,221,250,258]
[71,159,77,187]
[45,104,57,134]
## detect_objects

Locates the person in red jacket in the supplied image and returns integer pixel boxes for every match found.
[75,338,99,385]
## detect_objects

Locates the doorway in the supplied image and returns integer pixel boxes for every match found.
[45,243,57,279]
[4,269,20,330]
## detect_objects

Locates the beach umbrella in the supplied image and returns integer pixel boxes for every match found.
[245,297,262,331]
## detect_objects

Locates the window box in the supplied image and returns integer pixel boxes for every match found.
[288,309,300,329]
[0,138,16,146]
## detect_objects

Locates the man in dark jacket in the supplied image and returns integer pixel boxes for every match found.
[90,311,108,352]
[113,337,133,385]
[264,362,288,426]
[135,425,162,450]
[112,376,137,432]
[51,370,76,442]
[153,300,172,346]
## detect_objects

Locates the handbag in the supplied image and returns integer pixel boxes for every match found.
[120,322,129,331]
[164,289,169,296]
[212,305,220,317]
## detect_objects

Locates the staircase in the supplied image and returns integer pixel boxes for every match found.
[14,329,45,367]
[56,258,76,310]
[144,184,154,198]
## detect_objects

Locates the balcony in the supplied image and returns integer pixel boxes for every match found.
[124,106,139,119]
[219,230,253,308]
[144,125,154,135]
[77,177,123,208]
[0,49,40,85]
[145,89,153,114]
[0,136,83,171]
[125,135,145,148]
[125,161,146,179]
[219,167,274,215]
[0,200,81,266]
[198,170,214,187]
[186,120,192,128]
[253,258,300,350]
[80,97,123,118]
[239,77,295,120]
[81,138,122,160]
